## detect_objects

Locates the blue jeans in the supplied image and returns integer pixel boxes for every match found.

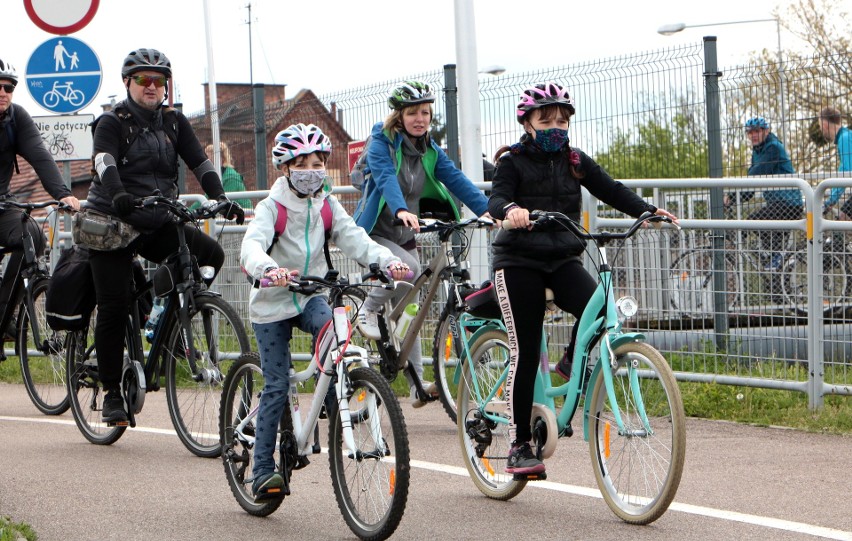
[252,296,332,479]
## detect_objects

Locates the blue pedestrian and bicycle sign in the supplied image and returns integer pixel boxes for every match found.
[25,36,101,114]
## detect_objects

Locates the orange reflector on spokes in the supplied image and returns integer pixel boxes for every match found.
[483,458,495,475]
[444,335,452,359]
[604,421,611,458]
[389,469,396,495]
[357,390,366,402]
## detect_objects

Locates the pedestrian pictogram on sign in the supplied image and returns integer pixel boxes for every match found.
[25,37,101,114]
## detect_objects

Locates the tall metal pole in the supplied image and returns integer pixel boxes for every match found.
[203,0,221,173]
[453,0,484,185]
[703,36,729,350]
[775,18,787,145]
[246,3,253,89]
[443,64,460,168]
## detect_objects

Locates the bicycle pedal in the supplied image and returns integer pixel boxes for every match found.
[512,472,547,481]
[107,420,129,427]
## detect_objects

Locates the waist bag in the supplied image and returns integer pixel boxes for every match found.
[46,245,96,331]
[72,208,140,251]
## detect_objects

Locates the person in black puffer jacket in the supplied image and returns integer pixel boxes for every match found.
[488,82,678,477]
[87,48,245,424]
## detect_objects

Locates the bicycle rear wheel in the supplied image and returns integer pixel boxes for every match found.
[329,367,409,541]
[164,294,250,458]
[587,341,685,525]
[18,277,70,415]
[781,251,848,315]
[457,329,526,500]
[669,247,738,316]
[65,312,127,445]
[220,352,285,517]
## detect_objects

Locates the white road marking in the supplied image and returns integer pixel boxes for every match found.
[2,415,849,540]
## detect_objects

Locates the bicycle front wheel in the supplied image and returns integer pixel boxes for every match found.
[587,341,686,525]
[18,277,70,415]
[456,329,526,500]
[164,294,250,458]
[329,367,409,541]
[66,312,127,445]
[220,352,285,517]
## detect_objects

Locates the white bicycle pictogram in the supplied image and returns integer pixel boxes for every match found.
[42,81,85,108]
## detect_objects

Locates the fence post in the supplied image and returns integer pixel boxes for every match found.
[253,83,267,190]
[443,64,461,169]
[703,36,729,350]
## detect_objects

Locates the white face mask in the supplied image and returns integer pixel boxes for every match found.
[288,169,326,196]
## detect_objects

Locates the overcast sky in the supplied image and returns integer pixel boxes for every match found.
[6,0,819,119]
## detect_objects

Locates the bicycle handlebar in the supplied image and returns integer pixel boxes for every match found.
[136,193,234,223]
[501,210,674,242]
[0,199,74,213]
[392,215,494,234]
[259,263,397,290]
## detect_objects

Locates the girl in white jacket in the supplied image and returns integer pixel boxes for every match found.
[240,123,409,501]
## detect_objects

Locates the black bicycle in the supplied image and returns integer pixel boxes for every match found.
[65,195,250,457]
[0,199,73,415]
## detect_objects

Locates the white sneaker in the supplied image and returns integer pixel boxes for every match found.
[410,381,438,408]
[357,306,382,340]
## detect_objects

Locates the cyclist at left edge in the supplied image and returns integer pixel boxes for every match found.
[86,48,244,424]
[0,57,80,338]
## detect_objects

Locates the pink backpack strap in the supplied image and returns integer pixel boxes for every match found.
[321,198,332,232]
[274,200,288,237]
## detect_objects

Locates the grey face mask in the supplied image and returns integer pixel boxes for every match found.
[288,169,326,196]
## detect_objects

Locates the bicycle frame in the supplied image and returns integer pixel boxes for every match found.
[474,239,654,444]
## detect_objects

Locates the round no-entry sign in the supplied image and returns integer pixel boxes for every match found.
[24,0,99,35]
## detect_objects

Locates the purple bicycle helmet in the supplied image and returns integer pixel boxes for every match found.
[516,82,575,123]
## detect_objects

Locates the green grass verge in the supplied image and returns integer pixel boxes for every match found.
[0,516,36,541]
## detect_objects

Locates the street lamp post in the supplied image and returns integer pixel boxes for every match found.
[658,18,787,145]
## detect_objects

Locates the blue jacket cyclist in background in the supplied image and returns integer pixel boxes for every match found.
[352,80,490,408]
[728,116,797,271]
[86,48,244,424]
[0,56,79,337]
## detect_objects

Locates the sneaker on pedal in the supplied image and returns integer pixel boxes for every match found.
[102,390,128,424]
[410,381,438,408]
[506,441,545,475]
[252,471,284,501]
[554,352,572,381]
[356,307,381,340]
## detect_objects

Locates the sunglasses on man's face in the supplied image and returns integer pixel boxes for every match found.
[131,75,167,88]
[0,84,15,93]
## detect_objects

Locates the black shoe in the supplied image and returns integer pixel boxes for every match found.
[2,321,16,343]
[506,441,545,475]
[102,390,128,424]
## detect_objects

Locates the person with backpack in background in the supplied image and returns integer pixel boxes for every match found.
[352,80,490,407]
[85,48,245,424]
[240,123,409,501]
[0,57,79,338]
[488,82,678,476]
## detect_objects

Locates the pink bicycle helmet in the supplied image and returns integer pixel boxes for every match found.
[516,82,575,123]
[271,123,332,167]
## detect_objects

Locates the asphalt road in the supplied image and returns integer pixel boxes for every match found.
[0,382,850,541]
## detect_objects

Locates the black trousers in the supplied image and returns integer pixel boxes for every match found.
[494,258,596,444]
[88,223,224,390]
[0,209,46,328]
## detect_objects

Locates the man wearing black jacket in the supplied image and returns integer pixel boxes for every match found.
[0,57,79,335]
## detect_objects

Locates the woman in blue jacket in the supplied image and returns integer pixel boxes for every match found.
[353,80,489,407]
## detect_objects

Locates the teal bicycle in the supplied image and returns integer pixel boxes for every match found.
[457,211,686,525]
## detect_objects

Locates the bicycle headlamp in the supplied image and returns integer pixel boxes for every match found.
[199,266,216,281]
[615,296,639,319]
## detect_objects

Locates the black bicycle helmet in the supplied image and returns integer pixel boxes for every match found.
[0,57,18,85]
[121,48,172,78]
[388,80,435,110]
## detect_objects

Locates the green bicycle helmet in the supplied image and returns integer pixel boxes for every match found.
[388,80,435,110]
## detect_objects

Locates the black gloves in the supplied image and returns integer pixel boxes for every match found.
[113,192,136,216]
[217,195,245,225]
